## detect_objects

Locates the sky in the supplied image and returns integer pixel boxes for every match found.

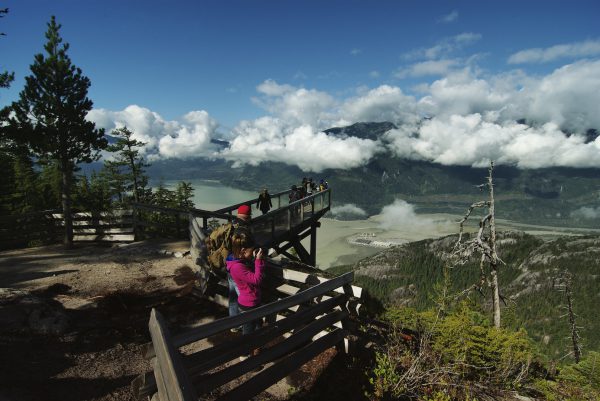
[2,0,600,172]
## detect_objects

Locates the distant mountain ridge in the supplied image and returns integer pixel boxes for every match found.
[324,121,397,140]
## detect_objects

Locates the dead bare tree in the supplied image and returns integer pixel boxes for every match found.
[558,271,582,363]
[451,161,504,328]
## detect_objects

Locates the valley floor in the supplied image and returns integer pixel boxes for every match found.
[313,212,600,269]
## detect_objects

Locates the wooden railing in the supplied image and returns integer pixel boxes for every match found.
[133,271,358,401]
[212,188,294,216]
[207,188,332,248]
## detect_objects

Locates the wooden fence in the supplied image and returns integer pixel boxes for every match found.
[0,209,135,249]
[52,210,134,242]
[0,209,62,250]
[132,271,358,401]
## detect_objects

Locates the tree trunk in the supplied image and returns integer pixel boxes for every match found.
[61,164,73,249]
[488,162,501,328]
[128,151,140,203]
[491,267,501,328]
[565,275,581,363]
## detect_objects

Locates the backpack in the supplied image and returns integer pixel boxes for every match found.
[205,222,236,270]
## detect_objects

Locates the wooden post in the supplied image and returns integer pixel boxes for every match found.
[310,223,317,266]
[148,309,197,401]
[271,215,275,238]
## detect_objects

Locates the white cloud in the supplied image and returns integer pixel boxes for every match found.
[385,115,600,169]
[87,105,219,160]
[350,48,362,56]
[221,117,382,172]
[293,71,308,80]
[394,59,459,78]
[88,105,178,153]
[508,39,600,64]
[158,111,219,159]
[253,79,336,127]
[338,85,419,126]
[330,203,368,219]
[417,68,511,117]
[377,199,439,230]
[519,60,600,132]
[439,10,458,23]
[369,70,380,78]
[403,32,482,60]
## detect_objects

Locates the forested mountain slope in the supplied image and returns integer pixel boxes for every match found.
[328,232,600,359]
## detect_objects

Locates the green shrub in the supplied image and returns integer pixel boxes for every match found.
[559,352,600,390]
[368,303,535,400]
[431,303,533,386]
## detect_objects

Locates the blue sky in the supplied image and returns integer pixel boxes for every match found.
[1,0,600,171]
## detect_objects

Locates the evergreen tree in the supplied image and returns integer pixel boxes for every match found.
[104,127,149,205]
[152,182,174,207]
[11,154,41,213]
[37,161,62,210]
[73,172,111,213]
[8,16,107,247]
[174,181,195,210]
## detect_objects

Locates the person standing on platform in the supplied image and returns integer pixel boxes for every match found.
[257,188,272,215]
[205,204,253,331]
[227,230,266,337]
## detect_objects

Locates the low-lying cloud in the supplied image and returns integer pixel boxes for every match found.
[221,117,382,171]
[330,204,368,220]
[571,207,600,220]
[377,199,440,231]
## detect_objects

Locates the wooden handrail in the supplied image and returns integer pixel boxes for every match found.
[144,271,353,358]
[212,188,293,214]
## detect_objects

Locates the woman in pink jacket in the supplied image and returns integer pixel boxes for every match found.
[227,230,266,336]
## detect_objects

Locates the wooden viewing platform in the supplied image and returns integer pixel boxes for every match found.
[131,187,365,400]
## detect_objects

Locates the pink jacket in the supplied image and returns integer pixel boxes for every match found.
[227,257,266,307]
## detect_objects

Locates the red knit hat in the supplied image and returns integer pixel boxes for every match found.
[237,204,251,216]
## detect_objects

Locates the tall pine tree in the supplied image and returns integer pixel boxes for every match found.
[8,16,107,247]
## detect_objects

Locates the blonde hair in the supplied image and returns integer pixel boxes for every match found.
[231,229,255,259]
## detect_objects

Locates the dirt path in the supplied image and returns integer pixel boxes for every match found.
[0,240,226,401]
